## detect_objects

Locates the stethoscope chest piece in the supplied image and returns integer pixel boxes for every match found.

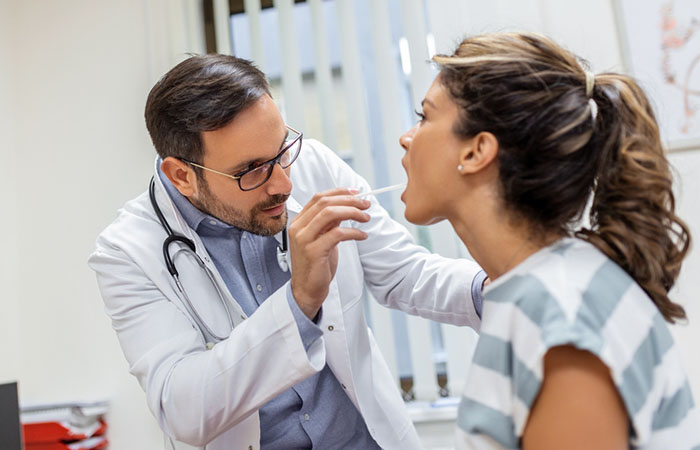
[276,226,289,272]
[277,245,289,272]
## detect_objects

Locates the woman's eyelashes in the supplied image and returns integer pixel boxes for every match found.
[414,109,426,123]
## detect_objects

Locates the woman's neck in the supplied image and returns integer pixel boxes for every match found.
[449,205,560,281]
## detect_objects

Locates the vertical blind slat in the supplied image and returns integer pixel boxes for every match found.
[367,0,414,224]
[398,0,433,110]
[244,0,266,71]
[308,0,339,150]
[212,0,232,54]
[335,0,374,185]
[183,0,206,55]
[274,0,306,130]
[406,314,439,400]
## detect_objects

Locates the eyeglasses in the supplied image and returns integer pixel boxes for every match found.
[183,125,303,191]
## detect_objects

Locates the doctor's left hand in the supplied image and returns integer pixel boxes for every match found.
[288,188,370,319]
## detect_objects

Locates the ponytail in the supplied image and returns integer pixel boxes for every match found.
[577,74,691,323]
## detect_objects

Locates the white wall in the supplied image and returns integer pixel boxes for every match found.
[0,1,698,449]
[0,0,196,448]
[668,150,700,394]
[0,0,21,385]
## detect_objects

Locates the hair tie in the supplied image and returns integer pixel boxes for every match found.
[588,98,598,122]
[584,71,597,124]
[585,71,595,98]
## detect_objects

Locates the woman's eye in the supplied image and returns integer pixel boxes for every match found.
[414,109,426,122]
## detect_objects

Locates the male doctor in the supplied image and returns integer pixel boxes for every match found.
[88,54,485,450]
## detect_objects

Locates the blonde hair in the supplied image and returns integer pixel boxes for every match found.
[436,32,690,322]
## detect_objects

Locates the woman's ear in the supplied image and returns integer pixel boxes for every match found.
[458,131,499,175]
[161,157,197,197]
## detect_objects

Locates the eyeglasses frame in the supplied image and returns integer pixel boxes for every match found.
[182,125,303,191]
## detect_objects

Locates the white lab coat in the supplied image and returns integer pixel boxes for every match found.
[88,139,482,450]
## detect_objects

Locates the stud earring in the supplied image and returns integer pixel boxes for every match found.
[457,165,463,171]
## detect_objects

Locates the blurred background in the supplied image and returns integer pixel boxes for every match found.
[0,0,698,448]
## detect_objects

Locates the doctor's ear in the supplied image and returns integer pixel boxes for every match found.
[161,157,198,197]
[457,131,499,175]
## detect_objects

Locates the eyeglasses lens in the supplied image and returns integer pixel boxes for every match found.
[239,131,302,190]
[280,137,301,169]
[240,166,269,190]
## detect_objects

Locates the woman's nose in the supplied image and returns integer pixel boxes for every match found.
[399,126,416,151]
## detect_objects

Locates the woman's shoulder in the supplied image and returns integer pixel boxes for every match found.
[485,238,645,314]
[483,238,670,354]
[476,238,696,447]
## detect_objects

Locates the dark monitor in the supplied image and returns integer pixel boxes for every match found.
[0,382,23,450]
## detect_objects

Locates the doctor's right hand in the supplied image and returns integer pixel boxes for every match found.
[288,188,370,319]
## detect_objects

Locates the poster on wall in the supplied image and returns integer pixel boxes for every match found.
[615,0,699,151]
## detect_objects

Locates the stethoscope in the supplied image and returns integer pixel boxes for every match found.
[148,177,290,344]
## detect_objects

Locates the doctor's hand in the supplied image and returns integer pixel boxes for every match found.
[288,188,370,319]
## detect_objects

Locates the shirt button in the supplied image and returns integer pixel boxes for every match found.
[256,284,263,292]
[341,383,346,389]
[209,220,217,225]
[304,413,310,421]
[327,325,334,331]
[242,234,247,239]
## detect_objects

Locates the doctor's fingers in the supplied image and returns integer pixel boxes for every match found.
[293,189,370,228]
[291,205,370,242]
[304,226,369,255]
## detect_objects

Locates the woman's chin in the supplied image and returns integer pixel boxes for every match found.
[403,210,418,225]
[403,207,441,226]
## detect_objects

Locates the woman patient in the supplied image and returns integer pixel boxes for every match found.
[399,32,698,449]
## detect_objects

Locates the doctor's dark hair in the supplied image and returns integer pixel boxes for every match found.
[435,32,690,323]
[144,54,271,165]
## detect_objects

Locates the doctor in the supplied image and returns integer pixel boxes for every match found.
[88,54,485,450]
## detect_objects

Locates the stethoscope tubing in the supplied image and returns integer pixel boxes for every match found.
[148,176,290,344]
[149,177,234,343]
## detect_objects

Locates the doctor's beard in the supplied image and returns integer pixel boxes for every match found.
[191,177,289,237]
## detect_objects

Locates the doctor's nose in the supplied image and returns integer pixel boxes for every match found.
[399,126,416,152]
[265,163,293,195]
